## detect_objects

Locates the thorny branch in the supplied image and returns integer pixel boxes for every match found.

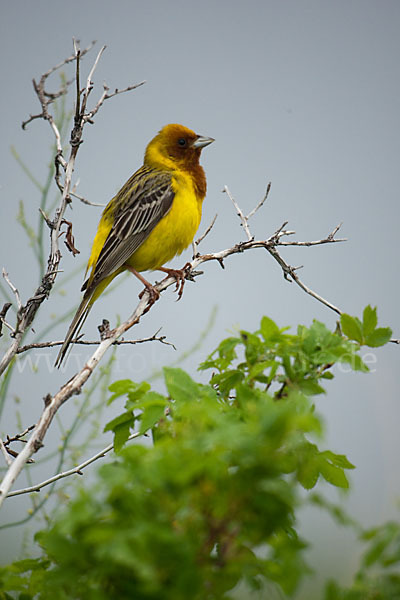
[15,328,176,354]
[0,42,145,378]
[21,40,96,131]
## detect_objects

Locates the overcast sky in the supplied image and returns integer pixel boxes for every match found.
[1,1,399,596]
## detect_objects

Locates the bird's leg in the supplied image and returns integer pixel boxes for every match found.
[125,265,160,303]
[158,263,191,301]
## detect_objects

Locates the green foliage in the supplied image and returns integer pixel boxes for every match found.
[340,306,392,348]
[325,519,400,599]
[0,309,394,599]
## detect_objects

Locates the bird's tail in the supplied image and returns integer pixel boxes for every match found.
[54,292,93,369]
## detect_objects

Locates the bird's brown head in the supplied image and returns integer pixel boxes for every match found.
[144,124,214,173]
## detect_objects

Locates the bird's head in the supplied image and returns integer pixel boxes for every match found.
[144,123,214,171]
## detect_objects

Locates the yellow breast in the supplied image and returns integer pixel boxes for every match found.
[126,171,203,272]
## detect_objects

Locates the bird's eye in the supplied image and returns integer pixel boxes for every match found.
[178,138,187,147]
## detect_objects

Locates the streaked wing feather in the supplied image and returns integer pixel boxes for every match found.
[87,170,174,290]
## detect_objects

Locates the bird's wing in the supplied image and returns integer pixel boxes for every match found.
[83,168,175,292]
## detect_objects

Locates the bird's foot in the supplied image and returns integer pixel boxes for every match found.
[158,263,191,301]
[138,282,160,304]
[125,264,160,305]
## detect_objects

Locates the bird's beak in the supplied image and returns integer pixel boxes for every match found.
[192,135,215,149]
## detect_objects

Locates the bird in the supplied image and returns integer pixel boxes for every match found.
[55,123,214,368]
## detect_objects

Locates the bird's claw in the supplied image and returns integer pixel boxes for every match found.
[159,263,191,301]
[139,284,160,304]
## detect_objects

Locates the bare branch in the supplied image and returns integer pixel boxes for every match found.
[193,234,343,316]
[246,182,271,220]
[192,213,218,257]
[0,440,12,467]
[5,431,142,498]
[0,318,15,335]
[21,40,96,129]
[71,179,105,207]
[70,190,105,207]
[2,269,22,311]
[0,303,13,337]
[279,223,347,246]
[16,329,176,354]
[38,207,53,229]
[84,80,146,123]
[223,185,253,241]
[4,424,36,447]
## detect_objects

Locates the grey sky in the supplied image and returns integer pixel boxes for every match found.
[1,1,399,596]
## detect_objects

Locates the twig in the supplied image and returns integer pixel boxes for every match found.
[5,431,142,498]
[0,319,15,335]
[84,81,146,123]
[2,270,22,311]
[195,237,343,316]
[279,223,347,246]
[16,329,176,354]
[71,180,105,207]
[70,190,105,207]
[0,303,12,337]
[21,41,96,131]
[192,214,218,256]
[246,182,271,220]
[223,185,253,241]
[4,424,36,447]
[38,208,53,229]
[0,440,12,467]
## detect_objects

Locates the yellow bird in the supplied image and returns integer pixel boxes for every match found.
[55,123,214,367]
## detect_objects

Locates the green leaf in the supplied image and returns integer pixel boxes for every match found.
[362,305,378,336]
[211,369,244,395]
[282,354,295,380]
[340,314,363,344]
[126,391,167,411]
[248,360,275,381]
[320,451,355,470]
[297,455,320,490]
[127,381,151,402]
[139,404,166,434]
[365,327,392,347]
[113,421,132,452]
[8,559,44,573]
[104,411,134,433]
[321,371,334,380]
[164,367,199,403]
[299,379,326,396]
[340,350,369,373]
[241,331,263,365]
[260,316,279,340]
[104,411,135,449]
[319,460,349,489]
[107,379,137,404]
